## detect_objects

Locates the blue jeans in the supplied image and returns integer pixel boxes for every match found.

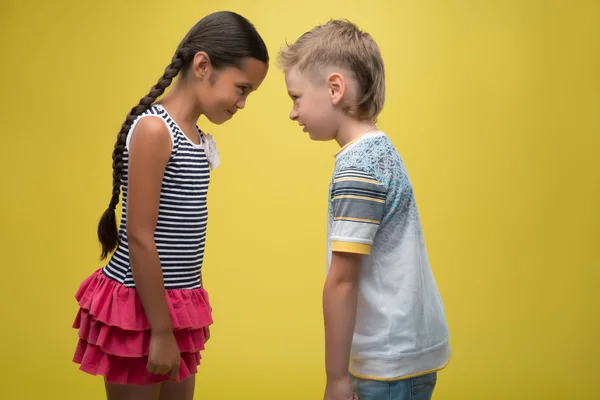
[349,372,437,400]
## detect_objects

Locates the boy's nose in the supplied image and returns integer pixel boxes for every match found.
[289,108,298,121]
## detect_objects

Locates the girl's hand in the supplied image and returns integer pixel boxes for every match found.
[147,331,181,379]
[204,326,211,343]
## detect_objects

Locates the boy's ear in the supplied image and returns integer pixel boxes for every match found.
[327,73,346,105]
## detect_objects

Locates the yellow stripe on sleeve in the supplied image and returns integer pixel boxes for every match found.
[334,216,381,224]
[331,241,372,255]
[333,177,382,185]
[332,195,386,203]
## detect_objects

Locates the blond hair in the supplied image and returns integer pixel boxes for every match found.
[277,19,385,121]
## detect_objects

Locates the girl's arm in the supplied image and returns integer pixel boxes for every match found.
[126,116,173,335]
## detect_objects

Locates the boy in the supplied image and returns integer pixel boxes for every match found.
[277,20,451,400]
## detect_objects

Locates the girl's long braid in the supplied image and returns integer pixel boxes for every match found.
[97,49,188,260]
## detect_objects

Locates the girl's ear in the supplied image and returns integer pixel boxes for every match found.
[192,52,212,80]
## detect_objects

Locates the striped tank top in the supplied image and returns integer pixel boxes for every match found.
[103,104,210,289]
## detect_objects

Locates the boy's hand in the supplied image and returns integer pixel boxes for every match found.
[324,376,358,400]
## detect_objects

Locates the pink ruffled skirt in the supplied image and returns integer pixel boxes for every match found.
[72,268,213,386]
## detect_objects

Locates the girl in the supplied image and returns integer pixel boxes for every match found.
[71,11,269,400]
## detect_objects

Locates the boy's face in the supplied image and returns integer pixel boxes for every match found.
[284,67,340,141]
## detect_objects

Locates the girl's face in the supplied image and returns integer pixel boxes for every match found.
[191,55,268,124]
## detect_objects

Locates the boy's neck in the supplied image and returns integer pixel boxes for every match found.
[335,119,378,148]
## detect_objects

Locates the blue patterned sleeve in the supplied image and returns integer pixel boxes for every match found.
[330,168,387,255]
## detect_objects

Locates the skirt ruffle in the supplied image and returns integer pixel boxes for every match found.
[72,268,212,386]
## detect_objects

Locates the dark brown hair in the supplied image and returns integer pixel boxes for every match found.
[97,11,269,259]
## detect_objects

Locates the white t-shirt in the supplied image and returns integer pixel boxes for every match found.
[326,131,451,380]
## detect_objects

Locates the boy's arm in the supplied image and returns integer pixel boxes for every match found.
[323,251,362,381]
[324,168,388,385]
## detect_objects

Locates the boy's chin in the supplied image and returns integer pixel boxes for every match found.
[307,130,335,142]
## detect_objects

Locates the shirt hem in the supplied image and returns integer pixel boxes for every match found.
[348,341,451,381]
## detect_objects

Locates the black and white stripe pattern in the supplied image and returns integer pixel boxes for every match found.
[103,105,210,289]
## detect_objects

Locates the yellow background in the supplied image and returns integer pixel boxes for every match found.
[1,0,599,399]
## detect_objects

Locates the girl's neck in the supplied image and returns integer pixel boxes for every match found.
[156,81,203,130]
